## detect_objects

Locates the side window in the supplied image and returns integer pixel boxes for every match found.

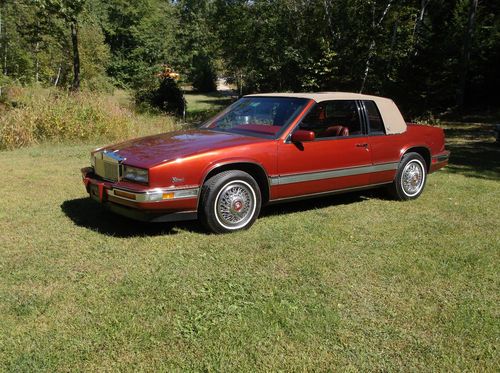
[299,100,362,139]
[364,100,385,135]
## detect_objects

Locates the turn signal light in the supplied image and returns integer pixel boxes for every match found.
[162,192,175,200]
[115,190,136,200]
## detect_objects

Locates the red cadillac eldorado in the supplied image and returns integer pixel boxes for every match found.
[82,92,449,233]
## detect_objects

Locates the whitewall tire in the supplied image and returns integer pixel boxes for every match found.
[199,170,261,233]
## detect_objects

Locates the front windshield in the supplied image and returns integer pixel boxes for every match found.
[203,97,310,138]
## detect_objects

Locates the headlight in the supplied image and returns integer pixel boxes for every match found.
[123,165,149,183]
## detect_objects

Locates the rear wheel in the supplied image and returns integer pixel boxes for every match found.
[388,152,427,201]
[199,170,261,233]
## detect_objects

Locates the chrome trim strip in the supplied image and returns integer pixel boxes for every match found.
[268,182,392,203]
[108,187,200,202]
[269,162,399,186]
[111,184,200,193]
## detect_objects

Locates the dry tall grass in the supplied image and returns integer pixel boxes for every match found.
[0,86,179,150]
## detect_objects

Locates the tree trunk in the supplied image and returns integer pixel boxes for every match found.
[323,0,335,39]
[413,0,429,39]
[1,5,7,76]
[359,0,394,93]
[0,7,2,71]
[0,6,2,96]
[70,20,80,91]
[35,41,39,83]
[237,71,243,97]
[360,40,376,93]
[456,0,478,107]
[54,65,62,87]
[412,0,430,56]
[386,20,398,73]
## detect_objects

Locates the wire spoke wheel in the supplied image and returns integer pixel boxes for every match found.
[401,160,425,197]
[215,180,256,230]
[200,171,261,233]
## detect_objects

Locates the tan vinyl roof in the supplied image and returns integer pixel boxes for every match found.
[246,92,407,134]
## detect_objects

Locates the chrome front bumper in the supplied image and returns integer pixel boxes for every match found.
[82,167,199,223]
[107,186,199,203]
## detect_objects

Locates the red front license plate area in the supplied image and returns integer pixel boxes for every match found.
[87,179,108,203]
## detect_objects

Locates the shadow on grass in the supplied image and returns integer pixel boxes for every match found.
[194,98,233,107]
[446,141,500,180]
[61,191,380,237]
[61,198,204,238]
[261,191,373,218]
[185,91,235,98]
[443,124,500,180]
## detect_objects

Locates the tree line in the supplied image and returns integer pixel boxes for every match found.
[0,0,498,115]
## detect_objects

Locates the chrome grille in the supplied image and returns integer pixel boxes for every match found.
[103,161,120,181]
[93,150,123,182]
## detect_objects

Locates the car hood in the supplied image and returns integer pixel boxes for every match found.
[98,129,270,168]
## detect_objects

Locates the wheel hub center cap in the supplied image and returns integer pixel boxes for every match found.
[232,199,243,212]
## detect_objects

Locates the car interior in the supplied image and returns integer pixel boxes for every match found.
[299,100,362,138]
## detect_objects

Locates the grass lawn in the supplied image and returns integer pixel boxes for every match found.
[184,91,234,123]
[0,122,499,371]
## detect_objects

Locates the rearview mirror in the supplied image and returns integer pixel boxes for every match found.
[291,130,315,143]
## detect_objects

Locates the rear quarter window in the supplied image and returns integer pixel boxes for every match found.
[364,100,385,135]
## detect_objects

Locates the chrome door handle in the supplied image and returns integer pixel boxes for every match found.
[356,143,368,148]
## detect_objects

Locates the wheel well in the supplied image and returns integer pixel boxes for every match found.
[203,163,270,204]
[404,147,431,171]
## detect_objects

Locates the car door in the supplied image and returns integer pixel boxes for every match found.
[361,100,402,185]
[274,100,372,200]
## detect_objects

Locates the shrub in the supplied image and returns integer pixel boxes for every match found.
[135,67,186,117]
[0,74,15,104]
[150,78,186,117]
[0,86,178,150]
[81,75,115,94]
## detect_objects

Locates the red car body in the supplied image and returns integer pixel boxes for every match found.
[82,92,449,231]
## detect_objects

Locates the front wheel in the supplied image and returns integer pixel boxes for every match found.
[199,170,262,233]
[388,152,427,201]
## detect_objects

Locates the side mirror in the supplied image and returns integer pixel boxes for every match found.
[291,130,315,143]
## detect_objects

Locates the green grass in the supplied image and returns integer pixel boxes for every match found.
[184,91,233,124]
[0,123,499,371]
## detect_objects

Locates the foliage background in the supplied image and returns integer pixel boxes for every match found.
[0,0,498,116]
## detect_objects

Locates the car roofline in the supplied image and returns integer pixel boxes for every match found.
[245,92,407,135]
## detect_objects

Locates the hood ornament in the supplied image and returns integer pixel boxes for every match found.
[102,150,126,163]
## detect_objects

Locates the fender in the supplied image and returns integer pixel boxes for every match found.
[398,143,431,160]
[197,158,272,210]
[396,143,432,176]
[199,157,270,187]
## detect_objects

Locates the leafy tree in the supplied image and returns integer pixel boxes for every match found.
[0,0,499,115]
[175,0,218,92]
[103,0,177,88]
[33,0,86,90]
